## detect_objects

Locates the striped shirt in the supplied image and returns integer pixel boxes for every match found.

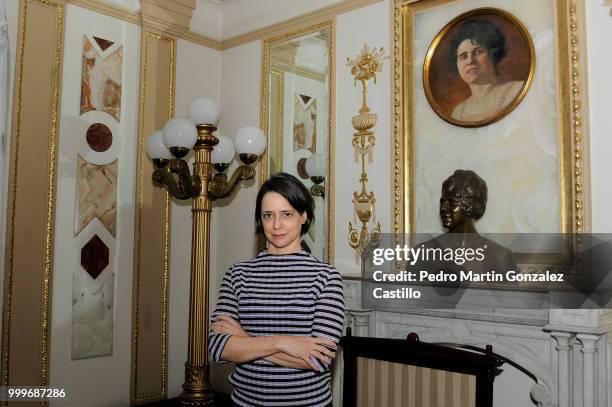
[208,250,345,407]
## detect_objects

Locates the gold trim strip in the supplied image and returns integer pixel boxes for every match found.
[327,16,336,263]
[555,0,573,235]
[569,2,584,233]
[2,0,65,389]
[131,30,174,403]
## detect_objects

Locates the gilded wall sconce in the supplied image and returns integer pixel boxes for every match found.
[346,44,388,254]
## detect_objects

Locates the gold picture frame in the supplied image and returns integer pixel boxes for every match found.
[393,0,591,239]
[423,7,535,128]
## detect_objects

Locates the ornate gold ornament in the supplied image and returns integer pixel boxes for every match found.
[346,44,388,254]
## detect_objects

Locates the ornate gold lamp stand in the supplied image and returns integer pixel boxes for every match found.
[145,96,266,406]
[346,44,388,253]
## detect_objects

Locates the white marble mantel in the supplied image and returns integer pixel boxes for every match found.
[339,279,612,407]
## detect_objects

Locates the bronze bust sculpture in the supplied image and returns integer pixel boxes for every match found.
[434,169,517,275]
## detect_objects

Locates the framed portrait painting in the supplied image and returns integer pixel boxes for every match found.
[423,8,535,128]
[393,0,590,243]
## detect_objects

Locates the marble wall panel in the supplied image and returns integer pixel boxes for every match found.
[75,156,117,237]
[72,272,114,360]
[293,93,317,153]
[80,35,123,121]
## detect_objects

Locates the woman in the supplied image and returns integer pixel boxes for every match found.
[209,172,345,407]
[449,19,523,122]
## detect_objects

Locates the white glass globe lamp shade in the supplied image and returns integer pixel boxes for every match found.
[187,96,220,125]
[146,130,173,168]
[235,126,266,164]
[162,118,197,158]
[211,135,235,172]
[305,153,326,178]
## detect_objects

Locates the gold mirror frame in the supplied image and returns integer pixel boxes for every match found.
[392,0,590,243]
[260,20,335,263]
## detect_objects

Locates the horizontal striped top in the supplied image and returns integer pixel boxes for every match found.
[208,250,345,407]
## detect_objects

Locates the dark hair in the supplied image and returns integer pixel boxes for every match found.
[441,169,488,220]
[449,18,507,75]
[255,172,314,236]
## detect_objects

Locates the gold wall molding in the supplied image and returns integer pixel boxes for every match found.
[131,30,175,404]
[569,1,591,232]
[2,0,66,390]
[392,0,402,236]
[67,0,382,50]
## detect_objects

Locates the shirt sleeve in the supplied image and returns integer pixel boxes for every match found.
[310,267,345,372]
[208,267,239,364]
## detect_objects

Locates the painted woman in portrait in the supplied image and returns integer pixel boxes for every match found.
[449,19,523,122]
[423,9,534,127]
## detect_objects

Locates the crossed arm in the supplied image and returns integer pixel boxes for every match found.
[211,315,336,371]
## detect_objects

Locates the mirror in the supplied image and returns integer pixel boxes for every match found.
[261,21,334,262]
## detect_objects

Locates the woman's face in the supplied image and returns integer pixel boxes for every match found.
[456,39,496,85]
[440,190,469,231]
[261,191,307,255]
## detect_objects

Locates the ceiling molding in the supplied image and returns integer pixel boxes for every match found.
[141,0,196,37]
[181,30,223,50]
[221,0,383,49]
[68,0,383,50]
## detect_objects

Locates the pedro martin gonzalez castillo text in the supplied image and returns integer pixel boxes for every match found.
[367,243,564,300]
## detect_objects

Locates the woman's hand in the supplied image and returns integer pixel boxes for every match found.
[211,315,248,337]
[277,336,337,371]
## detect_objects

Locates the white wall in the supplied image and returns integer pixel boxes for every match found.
[586,1,612,233]
[169,38,222,397]
[334,0,391,275]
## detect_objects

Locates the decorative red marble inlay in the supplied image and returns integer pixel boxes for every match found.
[296,157,309,179]
[81,235,109,279]
[93,36,114,52]
[299,94,312,105]
[86,123,113,152]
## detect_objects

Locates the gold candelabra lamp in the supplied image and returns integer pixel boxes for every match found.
[346,44,388,253]
[145,96,266,406]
